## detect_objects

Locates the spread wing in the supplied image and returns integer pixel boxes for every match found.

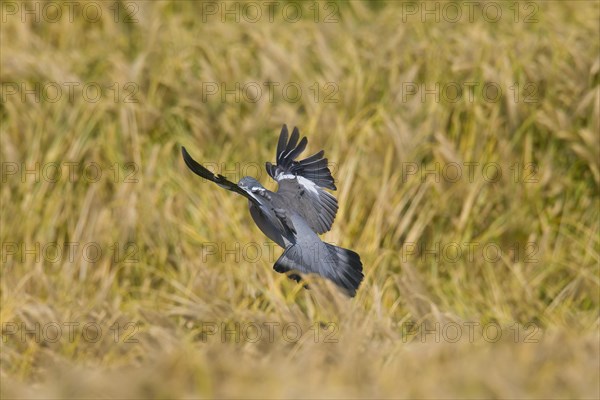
[266,125,338,235]
[182,146,258,204]
[182,146,292,237]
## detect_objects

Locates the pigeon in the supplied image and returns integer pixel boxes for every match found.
[181,124,363,296]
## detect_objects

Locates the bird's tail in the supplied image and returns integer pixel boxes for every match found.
[323,243,364,297]
[274,242,364,297]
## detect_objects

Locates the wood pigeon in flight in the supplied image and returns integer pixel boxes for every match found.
[181,125,363,297]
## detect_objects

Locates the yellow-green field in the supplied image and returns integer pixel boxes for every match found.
[1,1,599,398]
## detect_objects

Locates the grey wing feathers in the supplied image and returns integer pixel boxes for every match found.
[182,146,260,206]
[266,125,339,234]
[266,125,336,190]
[183,147,239,191]
[277,181,338,235]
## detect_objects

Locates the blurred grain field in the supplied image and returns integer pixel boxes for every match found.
[1,1,599,399]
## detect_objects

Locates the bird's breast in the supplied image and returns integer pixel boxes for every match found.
[248,201,288,248]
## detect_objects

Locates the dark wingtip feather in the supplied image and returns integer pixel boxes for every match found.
[181,146,215,180]
[277,125,289,158]
[283,136,308,165]
[285,126,300,154]
[298,150,325,165]
[268,126,337,191]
